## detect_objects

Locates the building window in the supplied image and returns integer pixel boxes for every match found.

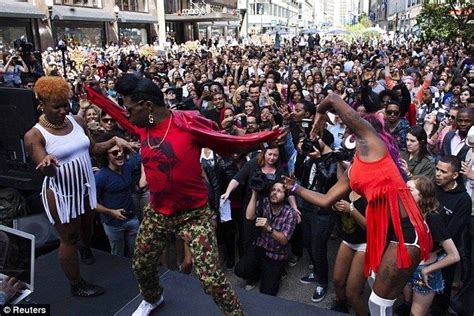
[119,25,148,45]
[55,0,102,8]
[56,24,105,47]
[164,0,182,14]
[0,21,33,52]
[115,0,147,12]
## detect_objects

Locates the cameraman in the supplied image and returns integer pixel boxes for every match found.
[234,181,297,296]
[296,129,342,303]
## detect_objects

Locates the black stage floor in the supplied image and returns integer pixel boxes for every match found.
[31,249,343,316]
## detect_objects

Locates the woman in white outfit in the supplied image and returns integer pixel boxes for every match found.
[24,76,132,297]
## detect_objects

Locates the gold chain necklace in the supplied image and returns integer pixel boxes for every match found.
[39,114,68,129]
[146,114,172,150]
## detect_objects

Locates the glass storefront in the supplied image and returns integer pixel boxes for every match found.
[0,19,33,52]
[55,23,105,47]
[119,26,148,46]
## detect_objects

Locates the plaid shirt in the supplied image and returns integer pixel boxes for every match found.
[255,198,297,261]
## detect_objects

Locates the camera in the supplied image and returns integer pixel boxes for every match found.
[301,138,320,155]
[121,210,134,217]
[240,91,249,100]
[13,36,33,56]
[249,172,276,192]
[321,149,354,165]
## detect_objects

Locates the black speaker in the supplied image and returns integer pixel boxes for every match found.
[13,213,59,249]
[0,87,42,191]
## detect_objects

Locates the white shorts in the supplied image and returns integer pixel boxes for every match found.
[342,240,367,252]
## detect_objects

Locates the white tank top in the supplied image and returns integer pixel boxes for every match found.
[34,115,97,224]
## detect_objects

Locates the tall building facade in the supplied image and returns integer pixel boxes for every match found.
[313,0,368,29]
[164,0,240,43]
[0,0,240,52]
[371,0,422,33]
[242,0,299,35]
[0,0,160,51]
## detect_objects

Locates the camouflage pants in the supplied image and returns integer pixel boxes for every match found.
[132,204,244,315]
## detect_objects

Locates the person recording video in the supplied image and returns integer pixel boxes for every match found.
[233,181,297,296]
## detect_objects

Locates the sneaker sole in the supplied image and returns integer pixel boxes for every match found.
[311,294,326,303]
[299,279,316,284]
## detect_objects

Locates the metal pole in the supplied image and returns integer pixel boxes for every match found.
[246,0,249,37]
[61,50,66,79]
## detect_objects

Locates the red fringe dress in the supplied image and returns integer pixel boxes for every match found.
[349,151,432,276]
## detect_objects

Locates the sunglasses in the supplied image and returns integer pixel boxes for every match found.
[386,110,400,116]
[102,118,115,123]
[108,149,123,157]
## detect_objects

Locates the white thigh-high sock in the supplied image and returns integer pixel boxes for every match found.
[368,271,377,289]
[368,291,397,316]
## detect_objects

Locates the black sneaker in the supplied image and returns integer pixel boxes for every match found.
[330,301,349,313]
[80,248,95,265]
[71,279,105,297]
[311,286,327,303]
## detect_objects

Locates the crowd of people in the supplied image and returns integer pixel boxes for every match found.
[1,32,474,315]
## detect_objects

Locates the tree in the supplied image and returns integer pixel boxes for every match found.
[417,0,474,41]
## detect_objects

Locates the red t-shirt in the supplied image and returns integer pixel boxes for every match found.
[138,116,208,216]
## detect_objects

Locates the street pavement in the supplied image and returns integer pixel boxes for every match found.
[223,238,345,310]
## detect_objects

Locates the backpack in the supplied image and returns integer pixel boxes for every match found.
[0,188,28,227]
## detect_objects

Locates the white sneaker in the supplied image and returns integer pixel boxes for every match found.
[132,296,164,316]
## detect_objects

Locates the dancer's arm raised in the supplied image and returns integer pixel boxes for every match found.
[311,93,386,161]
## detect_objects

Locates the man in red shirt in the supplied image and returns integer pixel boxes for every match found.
[86,75,282,316]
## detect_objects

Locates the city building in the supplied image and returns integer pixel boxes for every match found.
[372,0,422,33]
[0,0,240,52]
[240,0,299,35]
[164,0,240,43]
[313,0,368,29]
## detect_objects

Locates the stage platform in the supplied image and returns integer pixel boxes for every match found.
[30,249,343,315]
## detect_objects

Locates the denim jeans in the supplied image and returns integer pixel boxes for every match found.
[132,189,150,222]
[103,217,140,257]
[301,209,335,287]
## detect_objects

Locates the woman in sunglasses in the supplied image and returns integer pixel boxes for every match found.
[24,76,133,297]
[427,107,460,155]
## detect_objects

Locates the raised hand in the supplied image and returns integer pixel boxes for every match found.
[310,112,326,140]
[114,137,136,154]
[281,175,296,191]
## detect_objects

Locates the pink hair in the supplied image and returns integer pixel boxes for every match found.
[362,113,406,179]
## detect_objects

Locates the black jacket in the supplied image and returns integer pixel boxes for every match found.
[436,182,472,245]
[201,155,221,212]
[441,131,470,162]
[295,152,339,214]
